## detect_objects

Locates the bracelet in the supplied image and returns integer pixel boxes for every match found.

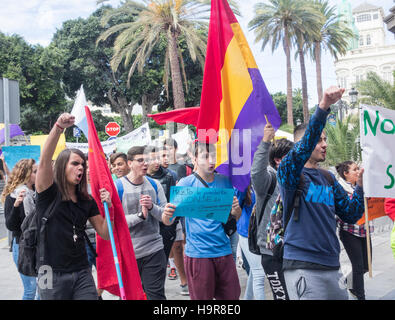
[55,122,64,131]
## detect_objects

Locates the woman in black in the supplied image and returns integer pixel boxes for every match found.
[2,158,38,299]
[35,113,112,300]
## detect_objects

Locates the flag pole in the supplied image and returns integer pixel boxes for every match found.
[363,197,373,278]
[103,201,127,300]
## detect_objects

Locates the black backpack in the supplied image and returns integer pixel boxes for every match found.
[248,172,277,255]
[17,191,61,277]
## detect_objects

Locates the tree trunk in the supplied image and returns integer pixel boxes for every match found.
[168,32,186,111]
[315,42,323,104]
[284,28,294,125]
[298,46,309,123]
[107,88,135,133]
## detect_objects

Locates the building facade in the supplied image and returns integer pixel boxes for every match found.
[335,2,395,103]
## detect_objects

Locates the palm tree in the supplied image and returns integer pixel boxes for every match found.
[249,0,319,125]
[357,71,395,110]
[97,0,210,111]
[309,0,355,102]
[325,114,361,167]
[292,1,324,123]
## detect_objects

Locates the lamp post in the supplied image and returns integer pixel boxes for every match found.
[349,87,359,108]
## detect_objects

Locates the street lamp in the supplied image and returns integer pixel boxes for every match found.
[349,87,359,108]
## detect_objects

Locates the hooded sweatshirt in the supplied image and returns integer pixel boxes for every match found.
[277,107,365,269]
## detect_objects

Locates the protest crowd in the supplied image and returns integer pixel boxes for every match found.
[1,0,395,302]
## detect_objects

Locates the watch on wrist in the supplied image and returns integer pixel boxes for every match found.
[137,211,146,220]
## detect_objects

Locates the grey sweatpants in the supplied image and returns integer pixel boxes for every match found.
[284,268,349,300]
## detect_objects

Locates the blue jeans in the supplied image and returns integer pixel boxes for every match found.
[12,238,39,300]
[85,240,97,270]
[229,232,239,262]
[239,235,266,300]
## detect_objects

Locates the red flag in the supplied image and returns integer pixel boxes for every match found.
[148,107,200,127]
[85,106,145,300]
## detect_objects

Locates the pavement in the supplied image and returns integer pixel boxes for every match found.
[0,216,394,300]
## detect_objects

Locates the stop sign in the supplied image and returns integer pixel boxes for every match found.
[105,122,120,137]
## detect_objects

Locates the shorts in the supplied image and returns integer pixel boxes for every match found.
[175,221,184,241]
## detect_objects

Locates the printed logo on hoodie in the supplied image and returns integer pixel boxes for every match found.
[305,182,334,206]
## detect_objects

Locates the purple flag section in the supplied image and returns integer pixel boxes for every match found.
[216,68,281,192]
[0,124,24,145]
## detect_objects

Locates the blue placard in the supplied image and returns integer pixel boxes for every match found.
[169,186,234,223]
[2,145,41,171]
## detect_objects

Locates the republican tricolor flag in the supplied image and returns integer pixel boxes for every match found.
[197,0,281,192]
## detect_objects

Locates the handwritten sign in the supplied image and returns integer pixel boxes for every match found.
[361,105,395,197]
[2,145,41,170]
[169,186,234,223]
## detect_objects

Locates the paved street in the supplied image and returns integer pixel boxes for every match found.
[0,216,393,300]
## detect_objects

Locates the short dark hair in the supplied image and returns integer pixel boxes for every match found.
[127,146,146,161]
[335,161,354,181]
[293,123,308,142]
[164,138,178,149]
[192,141,214,158]
[144,145,158,154]
[110,152,127,165]
[269,139,294,169]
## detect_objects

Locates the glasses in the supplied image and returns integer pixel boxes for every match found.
[133,158,146,163]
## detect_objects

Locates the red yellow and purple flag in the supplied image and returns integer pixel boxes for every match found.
[197,0,281,192]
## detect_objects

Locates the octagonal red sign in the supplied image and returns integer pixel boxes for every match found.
[105,122,120,137]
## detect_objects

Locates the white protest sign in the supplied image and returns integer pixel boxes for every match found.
[116,122,151,153]
[66,139,116,155]
[360,104,395,197]
[171,125,193,154]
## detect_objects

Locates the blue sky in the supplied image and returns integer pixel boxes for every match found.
[0,0,394,106]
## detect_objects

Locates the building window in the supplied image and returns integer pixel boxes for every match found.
[357,14,371,22]
[359,36,364,46]
[366,34,371,45]
[339,77,347,89]
[355,74,364,84]
[373,14,378,20]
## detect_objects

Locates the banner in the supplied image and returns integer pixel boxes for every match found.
[116,123,151,153]
[2,145,41,170]
[360,105,395,198]
[66,140,116,155]
[30,134,66,160]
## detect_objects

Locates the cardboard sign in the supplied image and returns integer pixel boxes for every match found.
[2,145,41,170]
[169,186,234,223]
[357,197,386,225]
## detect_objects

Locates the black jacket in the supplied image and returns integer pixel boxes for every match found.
[147,166,175,202]
[4,195,25,244]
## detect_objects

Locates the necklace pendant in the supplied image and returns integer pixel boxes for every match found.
[73,234,78,242]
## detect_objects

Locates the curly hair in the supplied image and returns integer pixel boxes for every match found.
[1,159,36,203]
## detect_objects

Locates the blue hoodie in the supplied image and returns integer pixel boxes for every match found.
[277,107,364,268]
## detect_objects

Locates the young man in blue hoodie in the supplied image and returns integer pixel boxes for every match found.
[277,86,365,300]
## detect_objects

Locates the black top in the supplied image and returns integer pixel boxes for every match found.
[4,195,25,244]
[36,183,100,273]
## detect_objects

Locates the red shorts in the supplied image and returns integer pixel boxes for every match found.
[184,254,241,300]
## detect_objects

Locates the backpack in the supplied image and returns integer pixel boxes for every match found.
[115,176,159,205]
[17,191,61,277]
[266,169,334,262]
[248,172,277,255]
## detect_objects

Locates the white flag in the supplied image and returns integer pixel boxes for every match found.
[71,85,89,138]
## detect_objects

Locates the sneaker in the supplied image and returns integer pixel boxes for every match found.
[179,284,189,296]
[168,268,178,280]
